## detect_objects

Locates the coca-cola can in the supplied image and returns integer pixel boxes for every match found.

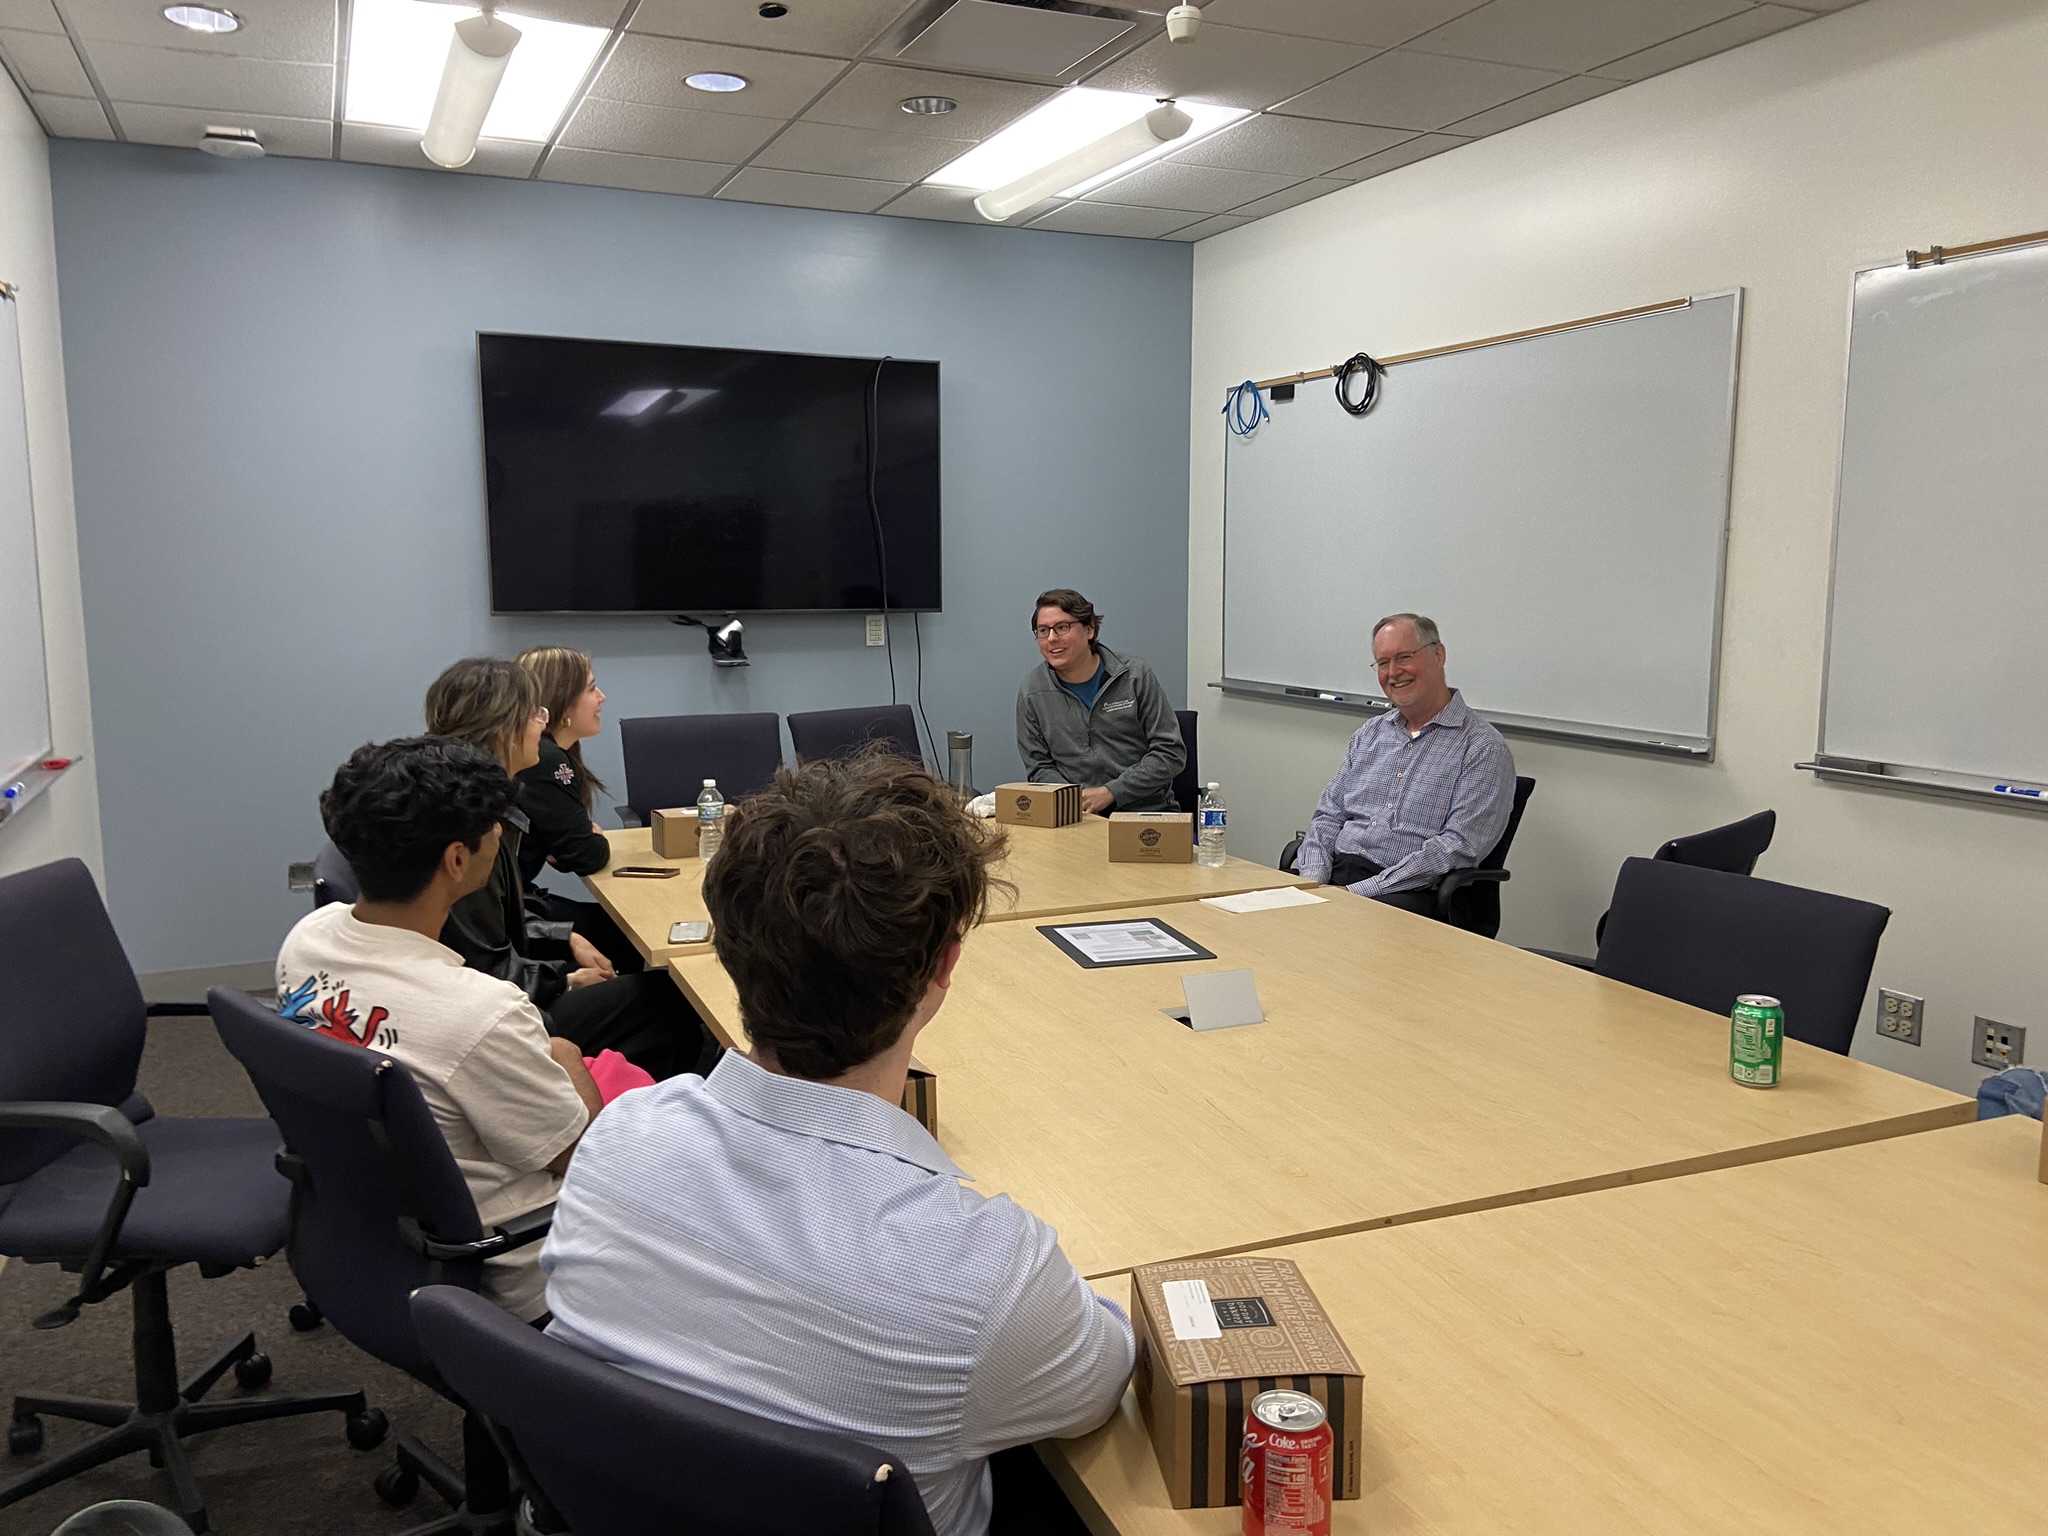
[1240,1389,1332,1536]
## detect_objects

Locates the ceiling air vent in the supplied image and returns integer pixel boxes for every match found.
[896,0,1135,79]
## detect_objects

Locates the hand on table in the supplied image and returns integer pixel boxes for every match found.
[568,931,615,981]
[1080,786,1116,816]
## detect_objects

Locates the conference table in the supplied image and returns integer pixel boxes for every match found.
[665,889,1969,1280]
[1047,1115,2048,1534]
[586,818,1318,966]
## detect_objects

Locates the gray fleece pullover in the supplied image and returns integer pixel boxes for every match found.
[1014,644,1187,813]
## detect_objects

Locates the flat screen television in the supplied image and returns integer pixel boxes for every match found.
[478,334,941,614]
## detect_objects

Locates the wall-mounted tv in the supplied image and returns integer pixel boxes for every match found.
[479,334,941,614]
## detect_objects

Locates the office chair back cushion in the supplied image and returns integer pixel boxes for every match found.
[209,988,485,1377]
[0,859,148,1186]
[312,840,360,907]
[620,713,783,821]
[786,706,921,768]
[1655,808,1777,876]
[1594,858,1888,1055]
[412,1287,937,1536]
[1170,710,1199,815]
[1440,774,1535,938]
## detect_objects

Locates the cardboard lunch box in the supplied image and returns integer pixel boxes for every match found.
[1130,1256,1364,1510]
[1108,812,1195,864]
[650,807,700,859]
[993,781,1083,828]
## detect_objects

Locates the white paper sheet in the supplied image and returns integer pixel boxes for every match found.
[1200,887,1328,914]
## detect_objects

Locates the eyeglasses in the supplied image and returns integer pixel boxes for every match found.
[533,706,551,725]
[1374,646,1438,672]
[1034,620,1085,640]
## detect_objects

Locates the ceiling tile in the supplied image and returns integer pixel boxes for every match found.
[341,122,541,177]
[587,34,845,116]
[892,0,1132,80]
[495,0,625,25]
[1084,22,1374,112]
[560,94,785,159]
[1027,199,1201,238]
[1589,4,1813,81]
[1083,158,1296,214]
[1408,0,1749,74]
[538,145,734,195]
[1,27,88,93]
[30,91,111,136]
[1331,129,1468,178]
[61,0,337,64]
[0,0,63,34]
[82,41,333,115]
[1160,211,1251,241]
[1277,47,1561,129]
[871,181,991,224]
[630,0,909,56]
[750,118,970,180]
[1197,0,1492,48]
[1226,175,1349,218]
[1441,71,1618,133]
[115,100,333,156]
[715,165,904,212]
[800,60,1051,138]
[1170,112,1413,176]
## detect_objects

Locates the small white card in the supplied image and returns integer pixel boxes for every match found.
[1173,969,1264,1032]
[1161,1278,1221,1341]
[1200,887,1328,914]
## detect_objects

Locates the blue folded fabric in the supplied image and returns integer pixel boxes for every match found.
[1975,1067,2048,1121]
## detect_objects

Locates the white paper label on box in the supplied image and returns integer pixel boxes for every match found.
[1161,1279,1222,1341]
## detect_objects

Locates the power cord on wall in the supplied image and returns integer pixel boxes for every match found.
[864,356,899,710]
[1334,352,1383,416]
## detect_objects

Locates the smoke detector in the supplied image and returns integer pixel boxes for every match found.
[197,126,265,158]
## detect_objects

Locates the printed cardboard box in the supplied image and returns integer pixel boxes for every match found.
[993,782,1082,828]
[1108,812,1194,864]
[650,807,700,859]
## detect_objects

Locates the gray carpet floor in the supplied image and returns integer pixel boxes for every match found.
[0,1017,464,1536]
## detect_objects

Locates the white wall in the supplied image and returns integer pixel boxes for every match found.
[0,73,102,884]
[1189,0,2048,1095]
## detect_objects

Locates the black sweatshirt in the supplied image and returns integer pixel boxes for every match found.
[517,738,612,888]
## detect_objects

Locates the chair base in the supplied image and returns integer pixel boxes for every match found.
[383,1421,516,1536]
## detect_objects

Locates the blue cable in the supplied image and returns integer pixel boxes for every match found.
[1222,379,1269,437]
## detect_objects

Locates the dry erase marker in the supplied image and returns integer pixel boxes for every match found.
[1992,783,2045,798]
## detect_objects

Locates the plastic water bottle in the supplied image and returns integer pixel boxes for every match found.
[696,779,726,862]
[1197,781,1226,868]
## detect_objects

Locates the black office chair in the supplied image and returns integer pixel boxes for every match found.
[209,987,548,1533]
[1593,857,1888,1055]
[312,839,359,908]
[411,1286,938,1536]
[786,706,923,769]
[1555,809,1781,962]
[618,713,783,827]
[0,860,376,1534]
[1170,710,1199,815]
[1280,775,1535,940]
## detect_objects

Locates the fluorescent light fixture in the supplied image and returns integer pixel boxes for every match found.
[422,12,520,168]
[346,0,606,145]
[926,87,1246,213]
[685,71,747,92]
[162,4,241,32]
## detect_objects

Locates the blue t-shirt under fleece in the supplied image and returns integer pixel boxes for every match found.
[1055,662,1105,712]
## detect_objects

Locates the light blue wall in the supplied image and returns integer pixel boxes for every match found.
[49,142,1192,973]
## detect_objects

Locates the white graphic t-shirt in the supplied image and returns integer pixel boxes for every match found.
[275,903,588,1319]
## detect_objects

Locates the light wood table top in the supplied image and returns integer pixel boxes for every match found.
[1048,1117,2048,1535]
[666,891,1969,1279]
[592,820,1315,964]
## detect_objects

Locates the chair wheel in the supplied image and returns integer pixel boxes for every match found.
[7,1416,42,1456]
[346,1408,390,1451]
[288,1300,324,1332]
[233,1351,273,1391]
[374,1461,419,1507]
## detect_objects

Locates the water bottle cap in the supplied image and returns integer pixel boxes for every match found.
[702,779,716,787]
[1205,781,1219,790]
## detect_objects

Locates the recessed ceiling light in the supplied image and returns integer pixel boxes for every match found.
[758,3,786,15]
[162,4,241,33]
[344,0,606,143]
[685,71,747,92]
[926,87,1246,199]
[900,95,957,116]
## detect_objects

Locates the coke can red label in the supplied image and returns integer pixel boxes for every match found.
[1240,1389,1332,1536]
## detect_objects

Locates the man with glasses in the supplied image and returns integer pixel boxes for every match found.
[1296,613,1515,915]
[1015,588,1185,815]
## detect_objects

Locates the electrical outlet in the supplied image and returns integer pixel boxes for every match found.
[286,861,315,893]
[1875,988,1923,1046]
[1972,1017,2027,1070]
[865,614,886,647]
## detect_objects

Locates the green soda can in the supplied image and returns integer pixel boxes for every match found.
[1730,994,1785,1087]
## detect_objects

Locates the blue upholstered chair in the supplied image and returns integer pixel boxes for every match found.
[786,706,923,770]
[618,713,783,826]
[0,859,377,1533]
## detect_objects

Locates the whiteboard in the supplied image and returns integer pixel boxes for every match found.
[1221,293,1741,754]
[1814,240,2048,800]
[0,289,51,784]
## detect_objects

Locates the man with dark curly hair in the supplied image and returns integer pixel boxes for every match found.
[275,736,602,1321]
[540,753,1134,1536]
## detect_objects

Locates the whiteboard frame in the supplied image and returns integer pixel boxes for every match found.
[1804,238,2048,812]
[0,282,56,811]
[1216,290,1743,759]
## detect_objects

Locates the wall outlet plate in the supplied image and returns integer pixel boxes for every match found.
[1875,988,1923,1046]
[866,614,886,647]
[1972,1016,2027,1070]
[286,861,315,893]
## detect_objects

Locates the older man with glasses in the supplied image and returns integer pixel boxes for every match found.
[1296,613,1515,915]
[1015,587,1185,815]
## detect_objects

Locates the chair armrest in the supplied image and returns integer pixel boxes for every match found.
[616,808,645,829]
[0,1101,150,1185]
[1433,866,1507,915]
[399,1203,554,1265]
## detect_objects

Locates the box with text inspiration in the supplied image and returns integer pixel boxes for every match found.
[1108,812,1194,864]
[992,782,1082,828]
[1132,1256,1363,1510]
[650,807,700,859]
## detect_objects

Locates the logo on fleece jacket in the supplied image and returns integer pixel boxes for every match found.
[277,974,397,1049]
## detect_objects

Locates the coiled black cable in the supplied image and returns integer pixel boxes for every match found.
[1333,351,1382,416]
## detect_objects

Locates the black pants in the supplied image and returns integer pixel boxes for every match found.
[530,890,645,975]
[989,1445,1090,1536]
[547,971,719,1081]
[1328,853,1439,917]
